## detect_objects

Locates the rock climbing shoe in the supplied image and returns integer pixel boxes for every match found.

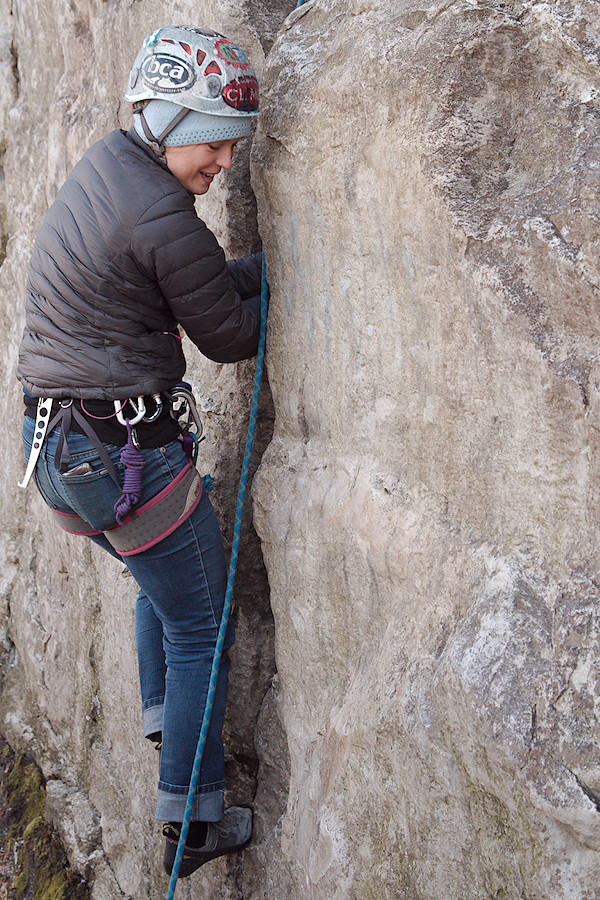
[163,806,253,878]
[146,731,162,753]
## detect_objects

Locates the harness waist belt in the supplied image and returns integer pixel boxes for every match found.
[50,462,202,556]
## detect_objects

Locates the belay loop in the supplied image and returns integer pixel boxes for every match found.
[114,420,146,524]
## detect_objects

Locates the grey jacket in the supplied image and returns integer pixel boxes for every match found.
[17,128,261,400]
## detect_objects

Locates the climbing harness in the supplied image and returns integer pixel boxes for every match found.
[19,386,206,553]
[165,255,268,895]
[20,398,124,490]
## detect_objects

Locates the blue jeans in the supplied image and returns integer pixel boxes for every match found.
[22,414,233,822]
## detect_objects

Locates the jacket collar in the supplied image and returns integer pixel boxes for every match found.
[124,128,195,200]
[125,127,170,171]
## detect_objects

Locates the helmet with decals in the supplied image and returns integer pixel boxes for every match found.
[125,26,259,153]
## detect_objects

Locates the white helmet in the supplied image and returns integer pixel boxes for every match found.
[125,26,259,152]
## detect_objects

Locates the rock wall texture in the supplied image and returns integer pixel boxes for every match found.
[0,0,599,898]
[252,0,600,897]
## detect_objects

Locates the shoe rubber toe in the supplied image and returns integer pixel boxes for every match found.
[163,807,253,878]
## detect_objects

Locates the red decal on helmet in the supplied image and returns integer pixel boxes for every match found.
[179,42,191,55]
[197,49,206,66]
[215,39,250,71]
[205,60,222,75]
[223,76,258,112]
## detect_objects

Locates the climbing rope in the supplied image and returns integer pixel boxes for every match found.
[165,255,269,896]
[114,422,146,524]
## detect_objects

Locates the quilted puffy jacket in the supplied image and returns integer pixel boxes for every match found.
[17,128,261,400]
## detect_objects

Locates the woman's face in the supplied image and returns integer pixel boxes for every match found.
[164,138,242,195]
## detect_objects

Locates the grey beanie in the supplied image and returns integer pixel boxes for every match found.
[134,99,253,148]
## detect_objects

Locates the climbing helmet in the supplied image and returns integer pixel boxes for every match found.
[125,27,258,116]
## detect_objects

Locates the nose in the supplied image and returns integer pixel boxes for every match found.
[215,144,235,170]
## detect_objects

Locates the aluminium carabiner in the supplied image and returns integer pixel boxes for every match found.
[114,396,146,426]
[142,393,164,423]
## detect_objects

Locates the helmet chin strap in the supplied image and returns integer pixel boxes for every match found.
[132,101,191,157]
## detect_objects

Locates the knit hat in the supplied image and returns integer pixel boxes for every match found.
[134,99,253,148]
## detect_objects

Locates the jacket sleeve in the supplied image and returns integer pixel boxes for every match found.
[131,193,260,363]
[227,252,263,299]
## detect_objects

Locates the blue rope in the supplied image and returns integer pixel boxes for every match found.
[165,254,268,896]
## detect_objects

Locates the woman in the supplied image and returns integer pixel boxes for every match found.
[17,26,262,877]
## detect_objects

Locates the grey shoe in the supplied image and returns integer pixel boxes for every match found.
[163,807,253,878]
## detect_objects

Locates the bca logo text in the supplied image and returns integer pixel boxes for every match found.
[141,54,196,92]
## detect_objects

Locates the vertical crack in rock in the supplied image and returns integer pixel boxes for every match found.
[10,36,19,96]
[246,0,297,52]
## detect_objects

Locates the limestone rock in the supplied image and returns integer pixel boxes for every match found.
[251,0,600,896]
[0,0,16,266]
[0,0,599,898]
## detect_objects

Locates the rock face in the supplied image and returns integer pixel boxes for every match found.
[0,0,599,898]
[251,0,600,897]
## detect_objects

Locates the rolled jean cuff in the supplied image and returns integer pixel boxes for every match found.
[142,702,164,739]
[155,787,224,823]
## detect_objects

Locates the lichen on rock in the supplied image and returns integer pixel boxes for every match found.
[0,737,90,900]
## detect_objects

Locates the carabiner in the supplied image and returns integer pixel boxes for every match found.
[169,383,204,442]
[143,393,163,423]
[114,396,146,426]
